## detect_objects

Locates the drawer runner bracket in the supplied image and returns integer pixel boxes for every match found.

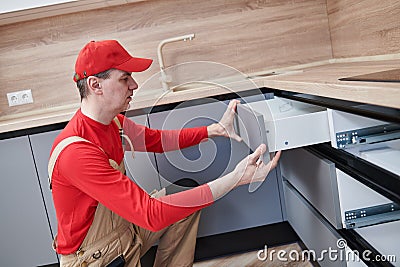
[345,202,400,229]
[336,124,400,149]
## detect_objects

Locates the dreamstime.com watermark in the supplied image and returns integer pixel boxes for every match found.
[257,239,396,264]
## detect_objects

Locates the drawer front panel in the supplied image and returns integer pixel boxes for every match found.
[283,181,346,267]
[280,148,341,228]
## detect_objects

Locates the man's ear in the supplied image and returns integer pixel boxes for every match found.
[87,76,103,95]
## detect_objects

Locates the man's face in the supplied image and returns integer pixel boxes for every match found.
[99,69,138,112]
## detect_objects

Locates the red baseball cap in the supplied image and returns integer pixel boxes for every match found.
[73,40,153,82]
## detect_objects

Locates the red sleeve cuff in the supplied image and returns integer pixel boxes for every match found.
[158,183,214,208]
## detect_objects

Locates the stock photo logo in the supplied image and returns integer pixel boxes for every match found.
[257,238,396,264]
[122,61,279,207]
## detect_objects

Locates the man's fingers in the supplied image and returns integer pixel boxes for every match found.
[267,150,282,169]
[227,100,240,113]
[227,100,238,116]
[231,133,243,143]
[229,99,240,107]
[249,144,266,164]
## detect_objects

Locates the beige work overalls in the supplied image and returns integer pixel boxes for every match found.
[48,118,201,267]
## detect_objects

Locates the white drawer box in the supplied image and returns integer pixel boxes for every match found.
[237,97,399,155]
[280,148,396,229]
[344,139,400,176]
[237,97,330,153]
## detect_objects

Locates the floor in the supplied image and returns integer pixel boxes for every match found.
[193,242,314,267]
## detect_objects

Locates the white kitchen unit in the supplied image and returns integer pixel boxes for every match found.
[238,96,400,266]
[148,98,284,237]
[0,136,58,266]
[281,141,399,266]
[281,146,399,266]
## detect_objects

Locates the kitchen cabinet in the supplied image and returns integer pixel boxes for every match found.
[279,131,400,266]
[239,94,400,265]
[282,147,400,266]
[1,85,398,264]
[0,136,58,266]
[148,98,283,237]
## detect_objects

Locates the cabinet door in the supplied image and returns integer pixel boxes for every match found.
[280,148,341,228]
[0,136,58,266]
[148,100,283,236]
[29,130,61,240]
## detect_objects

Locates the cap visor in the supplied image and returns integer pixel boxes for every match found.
[116,57,153,73]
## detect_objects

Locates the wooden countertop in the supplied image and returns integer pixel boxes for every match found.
[1,59,399,134]
[260,59,400,109]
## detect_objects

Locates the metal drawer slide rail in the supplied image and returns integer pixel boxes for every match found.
[345,203,400,229]
[336,124,400,149]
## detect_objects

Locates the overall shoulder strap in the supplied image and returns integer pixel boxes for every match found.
[49,117,126,190]
[113,116,122,130]
[113,115,135,159]
[48,136,98,190]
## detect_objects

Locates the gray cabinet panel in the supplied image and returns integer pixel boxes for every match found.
[125,115,161,193]
[0,136,58,266]
[29,130,61,240]
[148,100,283,236]
[149,100,247,186]
[280,148,341,228]
[198,170,282,237]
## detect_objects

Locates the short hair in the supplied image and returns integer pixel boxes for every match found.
[76,69,113,100]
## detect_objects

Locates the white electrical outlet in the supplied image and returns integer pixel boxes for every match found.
[6,89,34,107]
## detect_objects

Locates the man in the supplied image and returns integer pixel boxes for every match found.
[48,40,281,266]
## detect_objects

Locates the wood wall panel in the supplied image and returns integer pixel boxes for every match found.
[327,0,400,58]
[0,0,332,120]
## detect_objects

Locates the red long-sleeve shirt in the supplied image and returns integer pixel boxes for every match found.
[50,109,214,254]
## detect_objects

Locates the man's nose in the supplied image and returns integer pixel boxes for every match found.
[128,77,138,90]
